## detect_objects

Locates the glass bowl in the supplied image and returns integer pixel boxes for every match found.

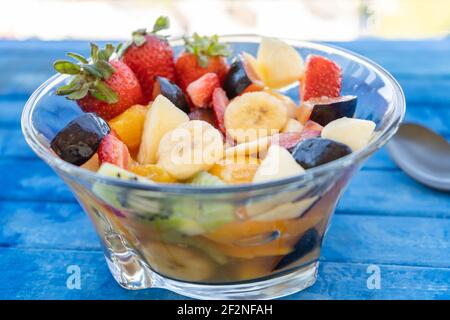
[21,35,405,300]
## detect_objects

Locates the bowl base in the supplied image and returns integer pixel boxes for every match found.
[106,251,318,300]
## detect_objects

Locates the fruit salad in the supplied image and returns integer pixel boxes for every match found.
[49,17,376,283]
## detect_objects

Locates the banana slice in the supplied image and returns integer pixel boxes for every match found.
[264,90,299,119]
[224,135,272,160]
[143,242,214,281]
[224,92,287,143]
[157,120,224,180]
[137,95,189,165]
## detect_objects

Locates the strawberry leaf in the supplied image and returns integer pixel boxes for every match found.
[53,60,81,75]
[67,52,89,64]
[184,33,231,67]
[90,43,99,62]
[98,43,115,61]
[54,43,119,102]
[96,60,116,79]
[93,80,119,104]
[83,64,103,78]
[67,83,89,100]
[152,16,169,33]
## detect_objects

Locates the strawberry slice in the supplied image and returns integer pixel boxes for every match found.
[212,87,229,133]
[186,73,220,108]
[98,134,130,169]
[301,55,342,103]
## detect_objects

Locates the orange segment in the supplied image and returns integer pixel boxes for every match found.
[129,164,177,183]
[209,156,260,184]
[295,104,313,125]
[109,104,148,152]
[205,205,324,245]
[213,241,292,259]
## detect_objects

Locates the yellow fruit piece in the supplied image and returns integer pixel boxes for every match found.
[109,104,148,152]
[257,37,305,89]
[264,89,299,119]
[129,164,177,183]
[210,156,260,184]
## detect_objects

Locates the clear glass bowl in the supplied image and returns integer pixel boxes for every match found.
[21,35,405,299]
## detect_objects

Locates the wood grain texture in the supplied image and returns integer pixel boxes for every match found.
[0,39,449,299]
[0,247,448,300]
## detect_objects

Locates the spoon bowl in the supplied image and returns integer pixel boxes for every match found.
[387,123,450,191]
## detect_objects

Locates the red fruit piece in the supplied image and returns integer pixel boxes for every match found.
[54,43,144,120]
[98,134,130,169]
[212,87,229,133]
[300,120,323,140]
[175,33,230,91]
[301,55,342,103]
[186,73,220,108]
[188,108,218,128]
[121,17,176,103]
[271,132,302,150]
[272,121,323,151]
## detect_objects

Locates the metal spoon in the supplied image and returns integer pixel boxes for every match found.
[387,123,450,191]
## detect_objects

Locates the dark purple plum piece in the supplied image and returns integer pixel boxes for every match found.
[292,138,352,169]
[50,112,110,166]
[273,228,320,271]
[223,57,252,99]
[309,95,357,126]
[152,76,190,114]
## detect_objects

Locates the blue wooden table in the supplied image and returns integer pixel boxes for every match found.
[0,39,449,300]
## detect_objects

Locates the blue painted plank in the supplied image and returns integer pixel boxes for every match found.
[0,201,99,250]
[322,214,450,268]
[0,200,448,268]
[0,247,448,300]
[338,170,450,218]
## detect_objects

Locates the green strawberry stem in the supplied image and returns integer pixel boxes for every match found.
[183,33,231,68]
[53,43,119,104]
[127,16,170,48]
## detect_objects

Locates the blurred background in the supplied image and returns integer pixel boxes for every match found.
[1,0,449,40]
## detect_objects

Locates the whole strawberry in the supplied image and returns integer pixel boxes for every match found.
[175,33,231,91]
[121,16,176,103]
[54,43,144,120]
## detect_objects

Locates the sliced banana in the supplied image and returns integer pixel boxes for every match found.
[252,144,304,183]
[257,37,305,88]
[253,196,318,221]
[224,92,287,143]
[143,242,214,281]
[321,117,376,151]
[224,135,272,160]
[264,90,299,119]
[157,120,224,180]
[282,118,304,133]
[137,95,189,165]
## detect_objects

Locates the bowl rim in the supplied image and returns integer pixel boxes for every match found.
[21,34,406,194]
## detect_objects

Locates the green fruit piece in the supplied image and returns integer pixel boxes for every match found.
[93,162,152,209]
[153,172,235,235]
[189,170,226,186]
[160,230,228,265]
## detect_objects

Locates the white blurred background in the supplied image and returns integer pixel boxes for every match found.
[0,0,449,40]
